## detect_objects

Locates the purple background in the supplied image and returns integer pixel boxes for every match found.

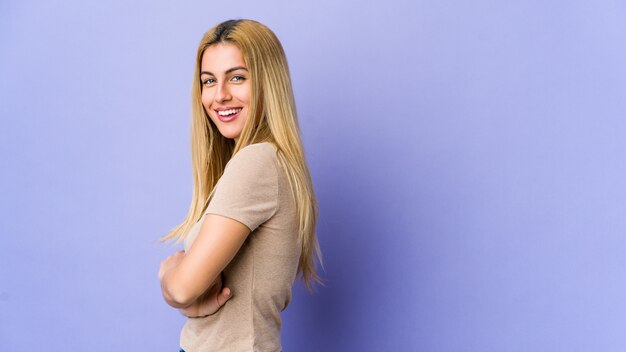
[2,0,626,350]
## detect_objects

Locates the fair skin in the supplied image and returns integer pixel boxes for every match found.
[200,42,251,141]
[159,42,252,315]
[159,250,232,317]
[159,215,250,308]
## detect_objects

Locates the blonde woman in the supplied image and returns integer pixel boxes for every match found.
[158,19,322,351]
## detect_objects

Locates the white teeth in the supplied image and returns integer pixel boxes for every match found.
[217,108,241,116]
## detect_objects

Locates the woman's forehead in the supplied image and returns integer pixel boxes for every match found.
[201,42,247,73]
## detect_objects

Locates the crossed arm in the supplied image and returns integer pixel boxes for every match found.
[159,214,251,314]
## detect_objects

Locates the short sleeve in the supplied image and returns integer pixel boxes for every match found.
[204,143,279,232]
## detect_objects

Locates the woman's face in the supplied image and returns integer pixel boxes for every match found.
[200,42,251,140]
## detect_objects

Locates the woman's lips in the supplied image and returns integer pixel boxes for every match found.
[215,108,242,122]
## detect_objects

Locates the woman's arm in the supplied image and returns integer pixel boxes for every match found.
[159,214,250,308]
[179,273,232,317]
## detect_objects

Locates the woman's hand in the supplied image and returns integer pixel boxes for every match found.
[159,250,185,281]
[179,273,232,318]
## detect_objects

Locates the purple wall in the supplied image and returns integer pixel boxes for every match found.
[2,0,625,350]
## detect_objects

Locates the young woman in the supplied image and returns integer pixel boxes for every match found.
[158,19,321,351]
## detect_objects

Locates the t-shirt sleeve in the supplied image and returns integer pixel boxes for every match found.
[204,144,279,232]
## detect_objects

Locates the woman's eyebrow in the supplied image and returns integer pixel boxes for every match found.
[200,66,248,76]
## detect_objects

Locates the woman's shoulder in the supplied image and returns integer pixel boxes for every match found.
[225,142,279,172]
[238,142,277,155]
[230,142,278,164]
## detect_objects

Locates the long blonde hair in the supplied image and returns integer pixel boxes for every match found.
[161,19,322,289]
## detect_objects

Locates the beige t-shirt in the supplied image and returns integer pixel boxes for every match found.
[180,142,301,352]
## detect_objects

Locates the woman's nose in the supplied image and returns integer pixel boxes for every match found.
[215,82,232,103]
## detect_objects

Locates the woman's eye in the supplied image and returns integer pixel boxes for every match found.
[202,78,215,86]
[231,75,245,82]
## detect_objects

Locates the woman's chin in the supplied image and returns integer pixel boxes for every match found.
[218,128,241,140]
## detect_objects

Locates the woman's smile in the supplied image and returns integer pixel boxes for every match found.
[214,107,243,122]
